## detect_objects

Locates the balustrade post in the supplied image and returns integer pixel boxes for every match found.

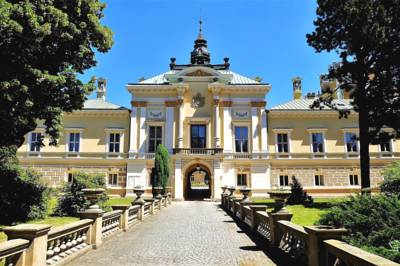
[4,224,51,266]
[111,205,130,232]
[304,226,347,266]
[146,199,155,214]
[162,195,168,207]
[267,212,293,247]
[79,211,103,249]
[250,205,267,232]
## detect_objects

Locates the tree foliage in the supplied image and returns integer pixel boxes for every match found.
[0,0,113,148]
[53,171,108,217]
[307,0,400,190]
[151,144,170,189]
[0,146,50,225]
[318,195,400,263]
[381,161,400,196]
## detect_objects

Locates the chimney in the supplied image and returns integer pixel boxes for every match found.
[292,76,302,100]
[97,78,106,100]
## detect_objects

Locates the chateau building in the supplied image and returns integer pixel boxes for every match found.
[17,24,399,199]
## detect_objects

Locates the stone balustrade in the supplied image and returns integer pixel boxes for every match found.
[1,194,172,266]
[221,191,399,266]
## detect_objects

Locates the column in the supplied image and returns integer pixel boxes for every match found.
[165,101,175,153]
[177,98,183,148]
[260,109,268,157]
[138,104,147,157]
[251,106,260,155]
[174,159,183,200]
[222,100,233,153]
[213,98,221,148]
[213,160,223,200]
[129,106,138,157]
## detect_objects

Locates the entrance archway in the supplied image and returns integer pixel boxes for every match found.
[185,164,211,200]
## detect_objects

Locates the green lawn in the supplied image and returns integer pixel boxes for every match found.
[105,196,134,206]
[252,197,347,226]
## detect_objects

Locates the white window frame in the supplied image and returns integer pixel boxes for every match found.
[273,128,293,158]
[233,124,250,153]
[278,174,290,187]
[378,139,394,157]
[27,128,45,156]
[236,169,249,187]
[314,174,325,186]
[307,128,327,158]
[107,172,119,187]
[64,128,84,157]
[146,122,164,153]
[341,128,359,158]
[105,128,125,158]
[349,174,360,186]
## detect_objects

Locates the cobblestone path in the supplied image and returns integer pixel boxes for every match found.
[69,201,277,266]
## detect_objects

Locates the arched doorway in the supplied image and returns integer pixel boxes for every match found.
[185,164,211,200]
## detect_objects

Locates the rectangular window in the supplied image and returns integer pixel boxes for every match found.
[380,141,392,152]
[234,126,249,153]
[311,133,324,153]
[277,133,289,153]
[279,175,289,186]
[345,133,358,152]
[349,174,359,186]
[191,125,206,148]
[109,133,120,153]
[148,126,162,153]
[30,132,42,152]
[314,175,325,186]
[67,173,73,183]
[68,133,80,152]
[108,173,118,186]
[237,174,247,186]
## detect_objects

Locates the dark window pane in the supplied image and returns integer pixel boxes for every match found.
[115,143,119,153]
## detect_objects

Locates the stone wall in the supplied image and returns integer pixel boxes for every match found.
[270,166,384,191]
[20,163,127,196]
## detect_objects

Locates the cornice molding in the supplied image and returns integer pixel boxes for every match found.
[131,101,147,107]
[251,101,266,108]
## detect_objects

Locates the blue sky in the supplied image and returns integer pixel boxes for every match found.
[81,0,339,108]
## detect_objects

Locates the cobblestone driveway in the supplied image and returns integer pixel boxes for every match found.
[69,201,276,266]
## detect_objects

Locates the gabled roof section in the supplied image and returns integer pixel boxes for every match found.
[83,98,128,110]
[270,98,352,111]
[136,69,262,85]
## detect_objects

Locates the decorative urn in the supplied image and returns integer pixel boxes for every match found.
[153,186,163,199]
[81,188,105,210]
[221,186,228,195]
[239,187,252,203]
[227,186,236,198]
[267,189,292,213]
[133,186,145,205]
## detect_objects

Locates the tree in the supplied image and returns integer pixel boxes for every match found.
[151,144,170,190]
[287,176,313,205]
[307,0,400,192]
[0,0,113,149]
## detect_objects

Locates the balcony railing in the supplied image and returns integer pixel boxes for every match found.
[173,148,223,155]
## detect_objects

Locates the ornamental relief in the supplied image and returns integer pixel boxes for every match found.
[146,110,164,120]
[232,109,250,119]
[191,93,205,109]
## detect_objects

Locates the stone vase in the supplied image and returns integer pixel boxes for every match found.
[82,188,105,210]
[239,187,252,203]
[267,190,291,213]
[133,187,145,205]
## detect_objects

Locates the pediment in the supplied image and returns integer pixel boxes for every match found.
[177,66,220,78]
[185,69,214,77]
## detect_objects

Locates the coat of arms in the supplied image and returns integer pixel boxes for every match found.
[191,93,205,109]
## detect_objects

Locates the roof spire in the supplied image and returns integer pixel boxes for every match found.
[191,17,210,65]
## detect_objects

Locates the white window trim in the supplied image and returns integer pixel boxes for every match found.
[348,174,360,187]
[307,129,327,158]
[64,128,84,156]
[236,171,249,187]
[27,129,45,155]
[107,172,121,188]
[273,128,293,158]
[342,131,360,157]
[277,174,290,188]
[104,128,125,157]
[232,122,251,153]
[146,122,164,153]
[314,174,325,187]
[378,139,395,157]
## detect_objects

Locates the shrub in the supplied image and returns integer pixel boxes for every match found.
[287,176,313,205]
[318,194,400,263]
[0,146,50,225]
[151,144,170,191]
[53,171,108,217]
[381,161,400,196]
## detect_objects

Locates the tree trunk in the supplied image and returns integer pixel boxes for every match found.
[358,97,371,193]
